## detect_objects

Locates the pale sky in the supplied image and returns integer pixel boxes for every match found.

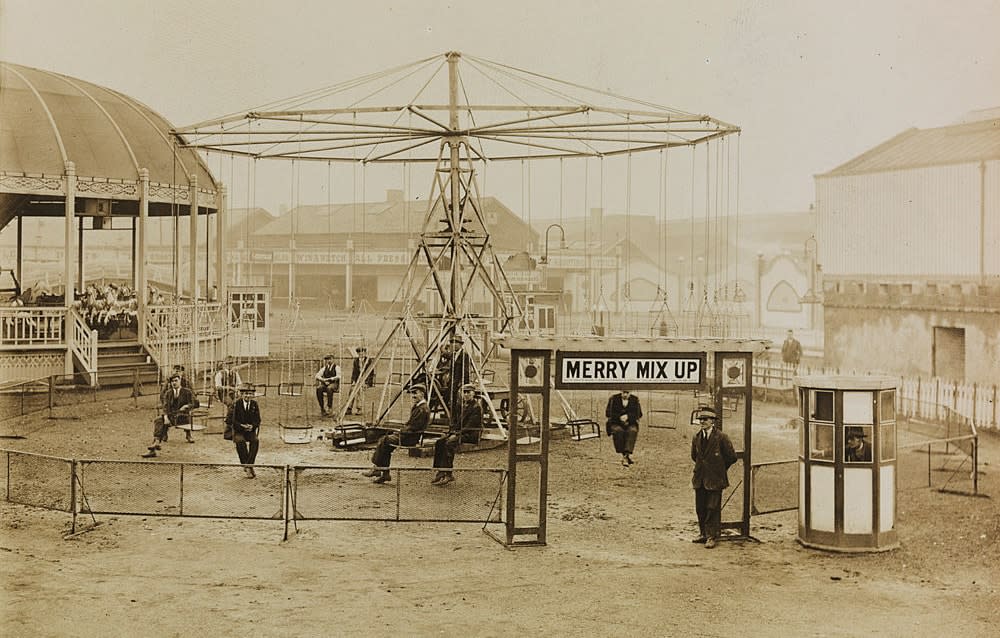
[2,0,998,219]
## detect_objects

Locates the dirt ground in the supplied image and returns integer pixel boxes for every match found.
[1,381,997,638]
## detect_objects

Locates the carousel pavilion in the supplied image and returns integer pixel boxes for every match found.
[0,61,228,386]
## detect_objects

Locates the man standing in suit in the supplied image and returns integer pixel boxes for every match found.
[363,384,430,484]
[143,374,197,457]
[691,407,738,548]
[605,389,643,467]
[781,329,803,371]
[227,383,262,478]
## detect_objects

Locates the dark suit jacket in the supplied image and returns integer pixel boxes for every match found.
[227,399,262,442]
[846,441,872,463]
[399,400,431,446]
[451,398,483,436]
[605,393,642,434]
[161,386,196,425]
[691,427,738,490]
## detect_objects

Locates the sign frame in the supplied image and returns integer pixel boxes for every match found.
[554,350,707,390]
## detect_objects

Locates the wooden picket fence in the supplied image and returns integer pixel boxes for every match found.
[752,359,998,431]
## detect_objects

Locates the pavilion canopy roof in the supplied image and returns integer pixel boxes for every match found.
[0,61,215,188]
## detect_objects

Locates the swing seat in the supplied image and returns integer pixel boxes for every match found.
[566,418,600,441]
[278,382,303,397]
[331,421,368,448]
[279,422,313,444]
[174,423,207,432]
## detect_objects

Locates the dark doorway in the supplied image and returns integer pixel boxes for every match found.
[932,326,965,381]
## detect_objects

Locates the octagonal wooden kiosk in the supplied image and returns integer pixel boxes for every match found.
[796,375,899,552]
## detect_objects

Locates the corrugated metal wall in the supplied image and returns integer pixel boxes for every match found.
[816,161,1000,277]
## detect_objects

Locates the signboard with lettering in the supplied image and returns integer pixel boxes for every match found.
[554,351,706,390]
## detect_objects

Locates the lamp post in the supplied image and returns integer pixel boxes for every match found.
[800,235,821,330]
[539,223,566,288]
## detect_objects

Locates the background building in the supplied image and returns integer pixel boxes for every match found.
[816,110,1000,383]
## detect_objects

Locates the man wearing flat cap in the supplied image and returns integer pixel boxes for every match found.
[363,384,430,484]
[690,407,738,548]
[431,383,483,486]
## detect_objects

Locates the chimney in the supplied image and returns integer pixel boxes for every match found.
[590,207,603,226]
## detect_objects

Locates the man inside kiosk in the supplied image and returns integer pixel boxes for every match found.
[845,427,872,463]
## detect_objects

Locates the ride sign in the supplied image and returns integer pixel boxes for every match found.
[554,351,706,390]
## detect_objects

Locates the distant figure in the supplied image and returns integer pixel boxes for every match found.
[213,360,242,408]
[605,389,642,467]
[348,346,375,415]
[226,383,262,478]
[781,329,802,370]
[431,383,483,486]
[314,354,342,416]
[845,427,873,463]
[362,384,430,484]
[435,335,471,417]
[690,407,738,549]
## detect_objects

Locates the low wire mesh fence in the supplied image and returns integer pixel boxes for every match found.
[2,450,73,512]
[750,459,798,516]
[1,371,155,425]
[291,466,505,523]
[1,448,506,540]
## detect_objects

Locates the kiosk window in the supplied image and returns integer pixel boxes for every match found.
[880,390,896,422]
[843,392,874,424]
[844,425,874,463]
[797,417,806,457]
[810,390,834,422]
[880,422,896,462]
[810,422,834,461]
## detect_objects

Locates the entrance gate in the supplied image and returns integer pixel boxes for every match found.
[490,335,769,547]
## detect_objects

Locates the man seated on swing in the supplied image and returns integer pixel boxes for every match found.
[362,384,430,484]
[142,373,198,456]
[314,354,342,416]
[430,383,483,486]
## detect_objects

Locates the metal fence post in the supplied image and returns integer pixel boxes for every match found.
[70,459,78,534]
[973,438,979,496]
[283,465,291,542]
[993,384,998,431]
[48,374,55,416]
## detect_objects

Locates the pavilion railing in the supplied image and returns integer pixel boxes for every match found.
[144,302,226,375]
[0,306,67,349]
[69,308,98,384]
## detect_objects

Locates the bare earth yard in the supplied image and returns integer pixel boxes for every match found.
[1,386,997,637]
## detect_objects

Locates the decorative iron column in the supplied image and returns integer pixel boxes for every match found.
[138,168,149,343]
[63,161,77,374]
[189,174,198,300]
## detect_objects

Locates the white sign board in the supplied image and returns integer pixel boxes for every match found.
[555,351,706,390]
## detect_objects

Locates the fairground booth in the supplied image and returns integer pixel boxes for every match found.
[796,374,899,552]
[0,62,230,387]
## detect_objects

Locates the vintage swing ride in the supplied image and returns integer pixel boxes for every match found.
[176,52,766,545]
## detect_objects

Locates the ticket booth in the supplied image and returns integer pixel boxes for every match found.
[797,375,899,552]
[227,286,270,358]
